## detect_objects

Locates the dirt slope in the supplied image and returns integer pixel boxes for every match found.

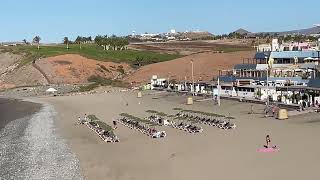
[0,52,47,89]
[125,51,255,85]
[2,64,48,88]
[36,54,132,84]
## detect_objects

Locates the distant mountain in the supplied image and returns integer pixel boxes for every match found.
[275,26,320,35]
[246,26,320,36]
[233,28,251,35]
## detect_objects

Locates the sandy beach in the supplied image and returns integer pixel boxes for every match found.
[39,90,320,180]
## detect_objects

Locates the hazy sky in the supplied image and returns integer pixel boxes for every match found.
[1,0,319,42]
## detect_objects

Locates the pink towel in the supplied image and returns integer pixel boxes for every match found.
[257,148,279,153]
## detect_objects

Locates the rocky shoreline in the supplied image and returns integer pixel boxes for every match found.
[0,99,83,179]
[0,84,79,98]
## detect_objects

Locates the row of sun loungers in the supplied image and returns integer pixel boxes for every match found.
[85,121,120,143]
[118,117,166,138]
[171,122,203,133]
[145,115,203,134]
[176,112,236,130]
[144,115,170,126]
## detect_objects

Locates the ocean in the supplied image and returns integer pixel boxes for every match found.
[0,98,83,180]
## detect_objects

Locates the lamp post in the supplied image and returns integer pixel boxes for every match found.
[191,59,195,96]
[265,56,269,107]
[217,76,221,106]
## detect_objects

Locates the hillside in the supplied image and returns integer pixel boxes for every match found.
[0,42,254,90]
[0,44,181,67]
[130,40,252,56]
[238,26,320,36]
[234,28,251,35]
[36,54,132,84]
[275,26,320,35]
[125,50,255,85]
[179,31,214,40]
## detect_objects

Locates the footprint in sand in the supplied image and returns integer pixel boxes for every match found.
[170,153,177,159]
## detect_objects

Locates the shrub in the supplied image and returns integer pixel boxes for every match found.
[173,107,183,111]
[79,83,99,92]
[116,65,125,74]
[97,64,111,72]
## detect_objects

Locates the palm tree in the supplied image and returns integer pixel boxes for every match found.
[75,36,83,49]
[22,39,28,44]
[63,37,69,49]
[33,36,41,49]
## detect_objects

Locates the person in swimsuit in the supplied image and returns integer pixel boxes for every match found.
[265,135,271,148]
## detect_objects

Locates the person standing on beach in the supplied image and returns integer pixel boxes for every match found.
[265,135,271,148]
[84,114,87,122]
[113,120,117,129]
[250,104,254,114]
[77,116,81,125]
[272,106,277,117]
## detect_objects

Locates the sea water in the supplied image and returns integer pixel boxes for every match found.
[0,104,83,180]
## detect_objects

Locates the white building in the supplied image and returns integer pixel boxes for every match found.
[272,39,280,51]
[257,44,272,52]
[170,29,176,34]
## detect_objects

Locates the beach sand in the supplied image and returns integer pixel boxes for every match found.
[40,91,320,180]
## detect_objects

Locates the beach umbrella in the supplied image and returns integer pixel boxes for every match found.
[304,57,314,61]
[46,88,57,93]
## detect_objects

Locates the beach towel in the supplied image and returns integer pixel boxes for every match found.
[257,147,279,153]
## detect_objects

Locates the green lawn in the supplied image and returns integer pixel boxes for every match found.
[0,44,182,67]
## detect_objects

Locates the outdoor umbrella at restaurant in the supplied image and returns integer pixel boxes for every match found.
[46,88,57,93]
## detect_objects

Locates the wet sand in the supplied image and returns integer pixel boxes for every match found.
[0,98,42,129]
[40,91,320,180]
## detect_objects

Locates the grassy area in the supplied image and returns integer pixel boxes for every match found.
[0,44,182,67]
[78,75,129,92]
[208,44,253,53]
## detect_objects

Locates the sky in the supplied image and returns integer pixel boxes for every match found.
[1,0,320,43]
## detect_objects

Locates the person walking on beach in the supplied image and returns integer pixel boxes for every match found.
[84,114,87,122]
[113,120,118,129]
[250,104,254,114]
[272,106,277,117]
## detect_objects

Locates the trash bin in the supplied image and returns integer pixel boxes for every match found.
[137,92,142,98]
[278,109,288,120]
[187,97,193,105]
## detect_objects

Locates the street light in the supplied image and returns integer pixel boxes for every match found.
[190,59,195,96]
[265,56,269,106]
